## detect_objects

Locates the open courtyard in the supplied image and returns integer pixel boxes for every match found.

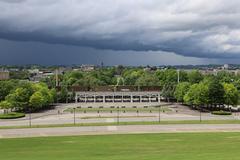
[0,103,239,127]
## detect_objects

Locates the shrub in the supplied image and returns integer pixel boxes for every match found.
[212,110,232,115]
[0,112,25,119]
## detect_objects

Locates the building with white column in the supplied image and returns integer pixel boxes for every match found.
[75,91,161,103]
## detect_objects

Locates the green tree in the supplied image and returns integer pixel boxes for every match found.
[155,69,179,87]
[0,80,18,101]
[192,83,209,107]
[233,79,240,91]
[223,83,239,107]
[165,69,178,83]
[9,70,30,80]
[123,69,144,85]
[184,83,208,108]
[29,91,45,109]
[217,71,235,83]
[135,73,159,86]
[162,82,176,102]
[59,86,68,103]
[49,88,57,103]
[207,78,225,107]
[184,84,197,106]
[174,82,190,103]
[3,82,54,111]
[115,65,125,75]
[178,70,189,82]
[39,87,54,106]
[5,87,33,111]
[0,100,13,113]
[188,70,203,84]
[65,71,84,86]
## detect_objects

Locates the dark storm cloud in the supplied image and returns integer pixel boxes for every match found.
[0,0,240,58]
[0,38,212,66]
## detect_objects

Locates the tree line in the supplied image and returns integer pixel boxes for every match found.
[51,67,240,108]
[0,80,57,112]
[1,67,240,112]
[174,77,239,110]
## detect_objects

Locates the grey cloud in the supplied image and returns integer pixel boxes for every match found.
[0,0,26,3]
[0,0,240,58]
[0,38,214,66]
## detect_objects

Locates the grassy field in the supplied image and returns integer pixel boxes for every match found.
[2,120,240,129]
[0,112,25,119]
[80,115,156,119]
[1,132,240,160]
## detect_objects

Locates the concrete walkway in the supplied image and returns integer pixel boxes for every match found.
[1,124,240,138]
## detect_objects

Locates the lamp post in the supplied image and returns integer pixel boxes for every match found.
[158,105,161,123]
[117,106,120,125]
[199,105,202,122]
[73,108,76,125]
[29,107,32,128]
[158,93,161,123]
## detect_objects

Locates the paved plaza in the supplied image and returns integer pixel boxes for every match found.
[0,103,240,127]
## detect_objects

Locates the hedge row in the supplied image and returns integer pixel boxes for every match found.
[0,112,25,119]
[212,111,232,115]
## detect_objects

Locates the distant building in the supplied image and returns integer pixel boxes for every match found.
[75,65,95,72]
[71,86,162,104]
[199,69,218,76]
[223,64,229,70]
[0,70,10,80]
[29,70,54,82]
[28,69,40,74]
[143,66,157,72]
[234,70,240,75]
[8,68,19,72]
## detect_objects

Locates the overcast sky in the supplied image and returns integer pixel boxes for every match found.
[0,0,239,65]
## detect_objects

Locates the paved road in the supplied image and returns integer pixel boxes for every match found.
[1,124,240,138]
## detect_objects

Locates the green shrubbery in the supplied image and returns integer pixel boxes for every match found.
[0,112,25,119]
[0,82,57,112]
[212,110,232,115]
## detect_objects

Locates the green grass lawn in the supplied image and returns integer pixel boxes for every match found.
[80,115,156,119]
[1,132,240,160]
[0,112,25,119]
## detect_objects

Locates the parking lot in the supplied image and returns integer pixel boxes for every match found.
[1,102,240,127]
